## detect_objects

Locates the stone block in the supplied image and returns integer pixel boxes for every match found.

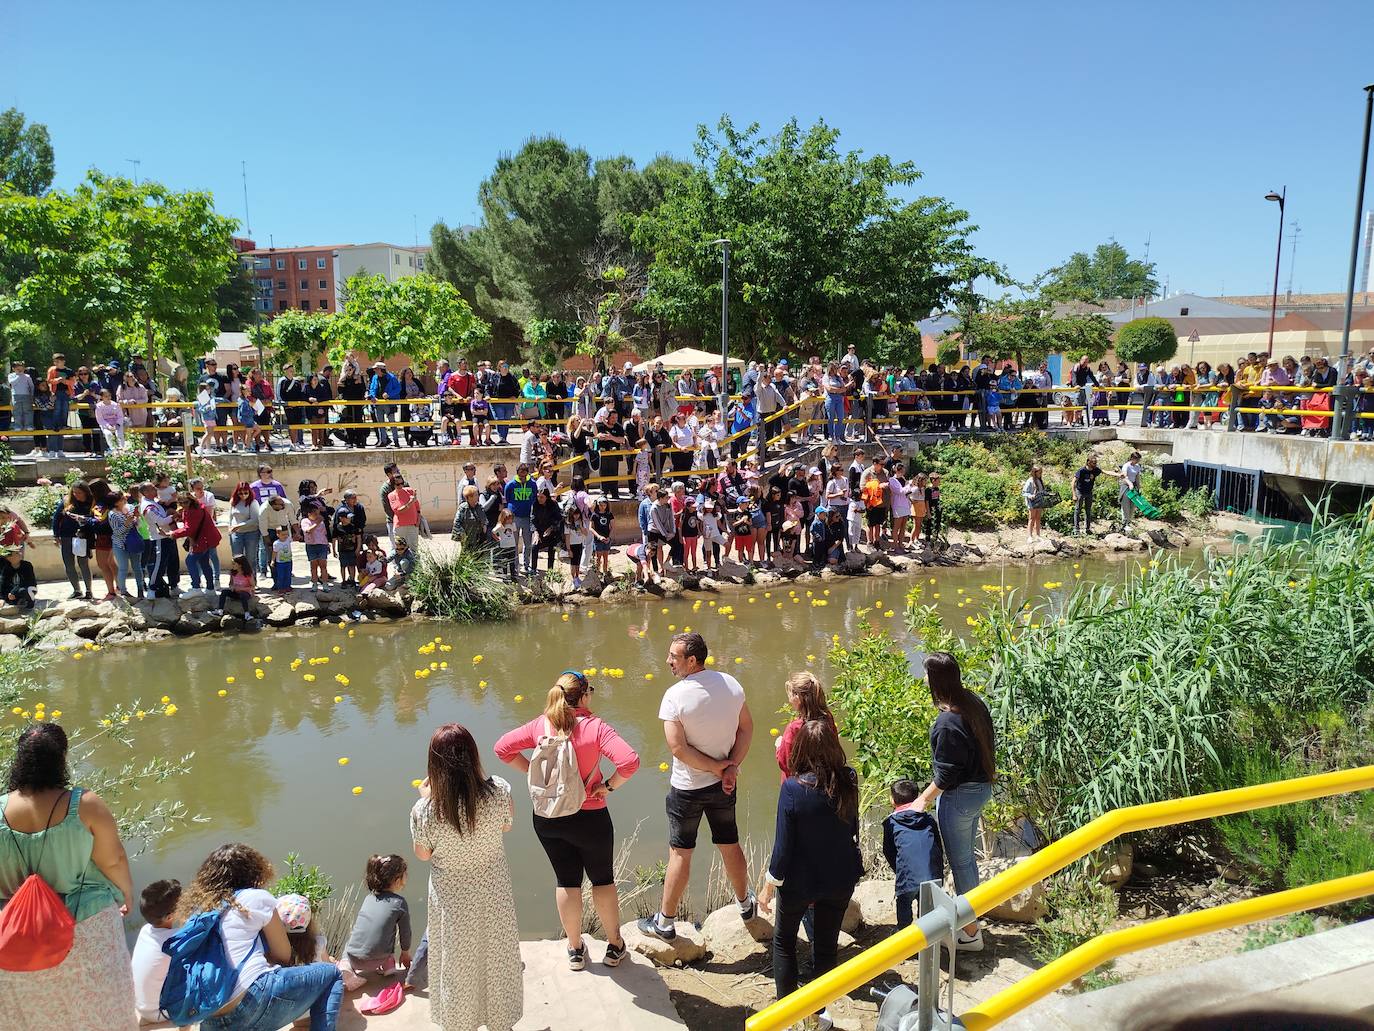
[850,879,897,929]
[700,904,772,961]
[981,856,1048,922]
[621,919,706,967]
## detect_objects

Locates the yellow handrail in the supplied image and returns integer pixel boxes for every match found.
[962,869,1374,1029]
[745,763,1374,1031]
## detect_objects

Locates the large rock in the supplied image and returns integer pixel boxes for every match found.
[261,597,297,626]
[841,551,868,575]
[170,615,206,637]
[0,633,24,653]
[700,904,772,960]
[716,560,751,585]
[621,919,706,967]
[851,879,898,929]
[576,568,604,596]
[0,615,30,636]
[753,568,784,586]
[38,598,100,622]
[359,589,407,615]
[149,598,183,626]
[1097,840,1134,888]
[67,617,105,640]
[695,576,721,593]
[869,562,892,577]
[178,591,215,614]
[980,857,1048,922]
[841,896,862,934]
[1104,532,1145,552]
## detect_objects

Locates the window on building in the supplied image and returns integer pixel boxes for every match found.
[276,258,285,270]
[297,258,307,270]
[318,299,329,310]
[278,300,289,311]
[407,256,414,267]
[316,258,326,269]
[239,259,252,271]
[276,279,287,290]
[253,256,271,269]
[318,279,327,289]
[300,279,310,290]
[300,301,311,310]
[394,253,401,265]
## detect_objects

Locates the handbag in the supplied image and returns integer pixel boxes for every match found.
[70,537,88,558]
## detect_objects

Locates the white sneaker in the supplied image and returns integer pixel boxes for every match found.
[955,929,985,952]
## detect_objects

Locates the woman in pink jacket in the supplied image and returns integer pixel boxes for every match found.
[494,670,639,971]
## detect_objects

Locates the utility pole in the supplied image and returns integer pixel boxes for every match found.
[241,161,252,236]
[1285,223,1301,300]
[1333,85,1374,441]
[710,239,731,416]
[126,158,141,185]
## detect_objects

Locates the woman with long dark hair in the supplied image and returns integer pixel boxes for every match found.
[175,842,342,1030]
[0,723,137,1028]
[494,671,639,970]
[911,651,997,950]
[758,720,862,1031]
[411,723,522,1031]
[54,478,97,599]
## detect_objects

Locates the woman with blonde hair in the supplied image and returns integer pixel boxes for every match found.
[494,670,640,971]
[774,671,838,779]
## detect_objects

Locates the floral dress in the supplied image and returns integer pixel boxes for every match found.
[410,777,523,1031]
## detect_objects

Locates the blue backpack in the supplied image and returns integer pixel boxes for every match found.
[158,896,260,1024]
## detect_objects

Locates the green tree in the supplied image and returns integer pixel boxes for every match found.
[633,116,1000,360]
[1043,240,1159,302]
[429,140,692,359]
[216,261,259,332]
[0,108,55,196]
[330,273,489,367]
[0,172,236,361]
[1114,316,1179,367]
[253,308,332,370]
[959,296,1113,370]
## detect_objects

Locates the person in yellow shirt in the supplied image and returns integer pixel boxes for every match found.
[1235,358,1262,430]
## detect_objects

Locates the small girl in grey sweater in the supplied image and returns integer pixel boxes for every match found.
[340,853,412,987]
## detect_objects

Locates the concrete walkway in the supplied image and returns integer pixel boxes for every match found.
[337,938,682,1030]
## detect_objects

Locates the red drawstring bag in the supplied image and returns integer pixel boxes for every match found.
[0,793,78,971]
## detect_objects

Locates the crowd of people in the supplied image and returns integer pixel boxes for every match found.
[0,636,995,1031]
[8,345,1372,461]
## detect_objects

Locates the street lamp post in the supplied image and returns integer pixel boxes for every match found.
[710,239,731,416]
[1263,187,1286,359]
[1333,85,1374,442]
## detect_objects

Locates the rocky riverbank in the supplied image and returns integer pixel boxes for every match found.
[5,516,1219,652]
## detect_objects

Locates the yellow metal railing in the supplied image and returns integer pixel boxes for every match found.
[745,763,1374,1031]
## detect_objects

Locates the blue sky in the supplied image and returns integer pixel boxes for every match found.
[6,0,1372,298]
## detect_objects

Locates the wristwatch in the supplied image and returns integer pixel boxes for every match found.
[605,784,615,793]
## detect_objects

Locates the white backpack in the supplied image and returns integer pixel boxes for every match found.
[528,717,587,818]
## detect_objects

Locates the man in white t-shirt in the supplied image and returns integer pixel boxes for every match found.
[638,632,756,942]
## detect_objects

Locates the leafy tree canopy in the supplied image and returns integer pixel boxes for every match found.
[631,116,1001,361]
[953,295,1113,371]
[428,138,690,359]
[216,261,259,332]
[252,308,332,370]
[329,273,489,367]
[1042,240,1158,303]
[0,109,54,196]
[1114,316,1179,367]
[0,171,236,360]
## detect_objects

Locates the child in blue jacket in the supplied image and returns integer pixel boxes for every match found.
[883,779,945,929]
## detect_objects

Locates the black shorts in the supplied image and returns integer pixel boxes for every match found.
[865,506,888,527]
[532,806,615,888]
[666,782,739,850]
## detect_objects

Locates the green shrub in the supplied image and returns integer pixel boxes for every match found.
[1138,471,1184,521]
[408,546,518,622]
[827,619,937,813]
[103,446,210,495]
[1181,486,1215,518]
[937,467,1014,529]
[23,484,65,528]
[0,441,14,491]
[902,512,1374,841]
[273,852,334,909]
[1029,872,1120,970]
